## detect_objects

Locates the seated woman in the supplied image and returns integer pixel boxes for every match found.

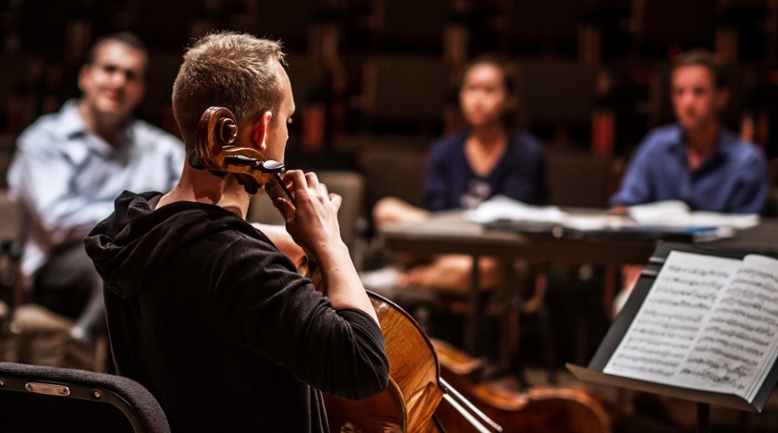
[369,55,546,295]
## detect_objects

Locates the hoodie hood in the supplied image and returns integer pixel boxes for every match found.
[84,191,257,299]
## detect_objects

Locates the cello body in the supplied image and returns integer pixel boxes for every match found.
[433,339,611,433]
[323,293,445,433]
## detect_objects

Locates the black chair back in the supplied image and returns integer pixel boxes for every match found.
[0,362,170,433]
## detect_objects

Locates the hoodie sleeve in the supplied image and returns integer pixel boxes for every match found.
[210,236,389,400]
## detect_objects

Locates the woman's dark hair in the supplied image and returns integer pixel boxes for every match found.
[461,54,527,129]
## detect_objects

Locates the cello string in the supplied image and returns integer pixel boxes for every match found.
[441,393,496,433]
[440,377,502,432]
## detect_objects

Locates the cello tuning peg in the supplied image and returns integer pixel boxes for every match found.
[258,160,285,174]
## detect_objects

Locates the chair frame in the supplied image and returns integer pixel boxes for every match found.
[0,362,170,433]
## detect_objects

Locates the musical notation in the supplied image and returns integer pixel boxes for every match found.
[605,251,778,402]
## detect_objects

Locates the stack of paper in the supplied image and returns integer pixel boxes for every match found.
[466,197,759,232]
[628,201,759,229]
[465,195,565,224]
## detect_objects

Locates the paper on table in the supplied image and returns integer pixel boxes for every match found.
[629,201,759,229]
[468,197,758,233]
[560,214,634,231]
[604,251,778,402]
[465,196,627,228]
[628,200,691,222]
[682,212,760,230]
[464,195,564,224]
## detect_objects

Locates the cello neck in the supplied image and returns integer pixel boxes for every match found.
[263,172,325,292]
[264,172,296,207]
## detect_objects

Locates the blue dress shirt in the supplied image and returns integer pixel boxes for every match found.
[424,129,547,211]
[608,124,768,214]
[8,100,185,276]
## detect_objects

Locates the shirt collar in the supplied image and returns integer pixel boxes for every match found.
[54,99,87,139]
[54,99,135,156]
[664,122,734,159]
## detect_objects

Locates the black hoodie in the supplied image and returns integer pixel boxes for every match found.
[84,191,389,433]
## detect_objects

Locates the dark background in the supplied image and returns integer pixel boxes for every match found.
[1,0,778,189]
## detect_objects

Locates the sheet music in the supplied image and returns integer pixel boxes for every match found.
[604,252,744,396]
[464,195,564,224]
[680,254,778,402]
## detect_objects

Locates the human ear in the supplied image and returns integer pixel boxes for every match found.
[251,111,273,151]
[77,65,91,93]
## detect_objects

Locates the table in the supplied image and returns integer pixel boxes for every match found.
[379,211,778,362]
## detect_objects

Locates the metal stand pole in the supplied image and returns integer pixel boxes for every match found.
[464,255,480,354]
[697,402,710,433]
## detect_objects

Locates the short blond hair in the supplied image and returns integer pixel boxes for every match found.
[172,32,286,148]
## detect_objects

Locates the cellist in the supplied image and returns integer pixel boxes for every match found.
[83,31,390,432]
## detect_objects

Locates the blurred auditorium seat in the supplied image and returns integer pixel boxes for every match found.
[633,0,716,53]
[0,189,21,352]
[0,54,45,135]
[545,146,613,208]
[0,192,104,370]
[515,58,599,142]
[286,53,327,106]
[355,136,429,212]
[369,0,449,52]
[247,171,366,255]
[360,55,450,131]
[605,58,665,152]
[504,0,585,54]
[0,134,15,189]
[252,0,318,51]
[136,51,182,130]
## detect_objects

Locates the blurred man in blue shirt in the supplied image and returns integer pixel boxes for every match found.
[7,32,184,353]
[610,50,769,317]
[609,50,768,215]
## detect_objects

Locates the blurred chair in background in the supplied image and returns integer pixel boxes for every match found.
[0,190,107,371]
[360,54,450,133]
[545,147,612,209]
[247,171,367,267]
[542,148,616,370]
[515,58,599,146]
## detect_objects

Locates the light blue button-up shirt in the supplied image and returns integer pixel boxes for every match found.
[608,123,768,214]
[8,100,185,277]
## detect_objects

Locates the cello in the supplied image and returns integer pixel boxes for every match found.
[194,106,499,433]
[433,339,612,433]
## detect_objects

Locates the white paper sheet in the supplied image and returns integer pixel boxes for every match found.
[629,201,759,229]
[464,195,564,224]
[604,251,778,402]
